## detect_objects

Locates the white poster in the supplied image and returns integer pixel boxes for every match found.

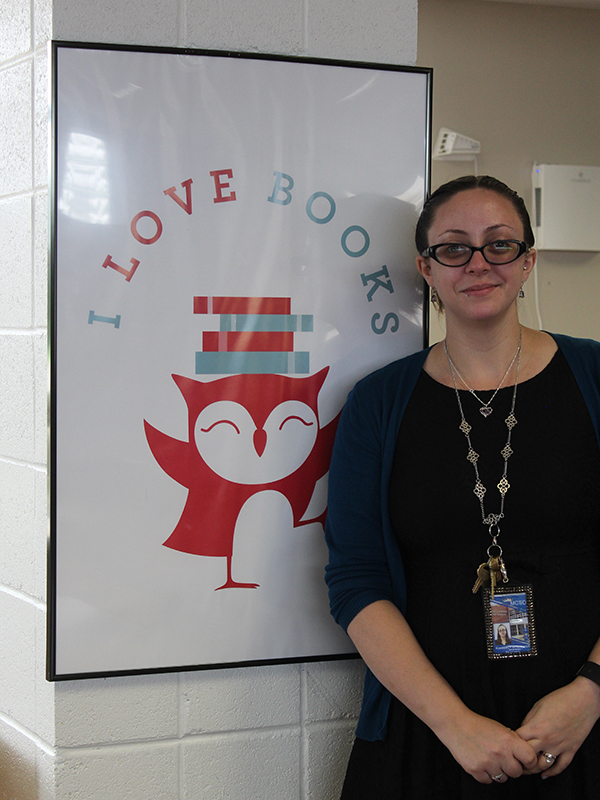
[49,42,431,679]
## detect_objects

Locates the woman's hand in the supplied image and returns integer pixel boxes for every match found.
[516,677,600,778]
[437,708,537,784]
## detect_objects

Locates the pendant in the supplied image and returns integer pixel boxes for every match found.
[479,406,493,418]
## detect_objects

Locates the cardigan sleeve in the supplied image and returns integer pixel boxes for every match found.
[324,380,395,632]
[324,350,428,742]
[550,333,600,446]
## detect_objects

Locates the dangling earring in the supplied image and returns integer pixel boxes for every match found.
[430,287,438,305]
[518,283,525,299]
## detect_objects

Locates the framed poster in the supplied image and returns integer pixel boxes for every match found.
[48,41,431,679]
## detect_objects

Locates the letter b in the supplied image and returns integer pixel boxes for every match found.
[268,171,294,206]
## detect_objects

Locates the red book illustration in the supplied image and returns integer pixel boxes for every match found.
[202,331,294,352]
[194,296,291,315]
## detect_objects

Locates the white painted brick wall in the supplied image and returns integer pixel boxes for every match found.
[0,460,38,592]
[0,0,416,796]
[0,64,33,196]
[0,335,36,460]
[0,197,33,328]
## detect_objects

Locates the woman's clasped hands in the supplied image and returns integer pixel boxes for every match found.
[516,678,600,779]
[440,709,537,785]
[444,677,600,784]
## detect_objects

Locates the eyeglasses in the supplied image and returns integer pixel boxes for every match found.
[422,239,529,268]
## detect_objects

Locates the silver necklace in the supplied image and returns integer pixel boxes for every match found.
[445,329,522,530]
[444,336,522,418]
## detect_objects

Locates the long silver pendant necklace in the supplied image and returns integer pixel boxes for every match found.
[445,329,522,595]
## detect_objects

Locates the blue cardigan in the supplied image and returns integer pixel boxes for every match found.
[325,333,600,741]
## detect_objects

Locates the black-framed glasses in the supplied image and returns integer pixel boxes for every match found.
[422,239,529,268]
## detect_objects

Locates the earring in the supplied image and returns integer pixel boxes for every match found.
[430,287,438,304]
[518,283,525,299]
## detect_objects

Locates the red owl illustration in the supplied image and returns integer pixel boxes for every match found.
[144,368,340,590]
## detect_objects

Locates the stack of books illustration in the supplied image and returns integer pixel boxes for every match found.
[194,296,313,374]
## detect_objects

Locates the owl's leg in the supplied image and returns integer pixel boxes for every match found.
[215,555,259,590]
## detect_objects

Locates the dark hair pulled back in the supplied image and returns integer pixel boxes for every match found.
[415,175,535,254]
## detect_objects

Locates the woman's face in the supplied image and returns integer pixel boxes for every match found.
[498,625,508,639]
[416,188,536,326]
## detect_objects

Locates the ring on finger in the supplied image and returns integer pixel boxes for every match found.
[491,772,506,782]
[542,752,556,765]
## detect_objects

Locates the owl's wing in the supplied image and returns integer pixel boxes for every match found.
[283,408,342,528]
[144,420,196,487]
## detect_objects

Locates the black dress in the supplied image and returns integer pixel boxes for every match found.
[341,350,600,799]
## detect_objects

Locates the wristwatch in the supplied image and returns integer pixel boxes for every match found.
[576,661,600,687]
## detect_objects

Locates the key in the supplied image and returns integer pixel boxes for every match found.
[499,558,509,583]
[472,562,490,594]
[488,556,501,599]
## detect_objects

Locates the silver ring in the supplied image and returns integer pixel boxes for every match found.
[543,752,556,764]
[491,772,505,782]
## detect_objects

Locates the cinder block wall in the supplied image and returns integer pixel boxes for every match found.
[0,1,417,797]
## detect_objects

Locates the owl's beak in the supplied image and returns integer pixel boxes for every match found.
[253,428,267,457]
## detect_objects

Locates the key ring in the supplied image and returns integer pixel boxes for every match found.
[487,532,509,584]
[487,523,502,560]
[487,542,503,560]
[488,522,501,541]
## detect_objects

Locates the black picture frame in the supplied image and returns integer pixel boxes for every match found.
[48,40,432,680]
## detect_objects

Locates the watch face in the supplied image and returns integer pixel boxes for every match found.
[50,43,429,678]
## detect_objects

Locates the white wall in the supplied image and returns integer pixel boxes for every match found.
[0,1,417,798]
[0,0,56,796]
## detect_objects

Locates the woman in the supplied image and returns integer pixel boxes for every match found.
[325,175,600,798]
[495,624,512,648]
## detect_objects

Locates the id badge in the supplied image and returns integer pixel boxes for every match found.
[483,584,537,659]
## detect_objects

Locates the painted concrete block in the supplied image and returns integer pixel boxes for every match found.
[184,0,303,54]
[36,746,57,800]
[34,332,48,465]
[0,334,35,461]
[306,0,418,65]
[34,52,49,190]
[34,470,49,602]
[305,659,364,723]
[182,663,301,734]
[0,62,33,195]
[54,673,179,746]
[0,592,37,732]
[0,0,31,61]
[35,607,56,747]
[0,461,37,593]
[182,728,300,799]
[55,741,179,800]
[34,192,48,329]
[305,721,355,800]
[0,195,33,328]
[52,0,179,47]
[34,0,52,51]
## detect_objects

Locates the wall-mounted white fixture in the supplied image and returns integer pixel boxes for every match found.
[532,164,600,251]
[433,128,480,161]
